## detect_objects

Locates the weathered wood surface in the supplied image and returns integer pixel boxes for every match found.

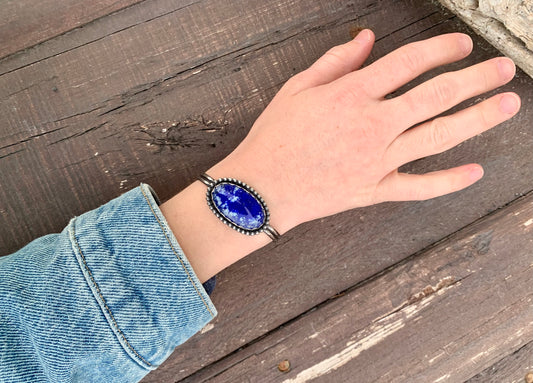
[467,340,533,383]
[0,0,205,75]
[0,0,144,60]
[437,0,533,77]
[0,0,532,382]
[180,193,533,382]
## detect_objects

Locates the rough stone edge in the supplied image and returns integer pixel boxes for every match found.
[435,0,533,78]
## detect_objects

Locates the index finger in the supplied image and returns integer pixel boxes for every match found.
[343,33,473,99]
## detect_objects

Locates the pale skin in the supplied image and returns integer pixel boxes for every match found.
[161,30,521,283]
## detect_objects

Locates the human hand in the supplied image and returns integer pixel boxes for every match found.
[211,29,520,233]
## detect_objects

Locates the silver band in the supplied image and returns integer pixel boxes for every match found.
[199,173,215,188]
[262,225,281,241]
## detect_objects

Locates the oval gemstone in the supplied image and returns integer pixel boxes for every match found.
[211,182,266,230]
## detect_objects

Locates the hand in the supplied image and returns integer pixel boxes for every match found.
[163,30,521,282]
[212,30,520,233]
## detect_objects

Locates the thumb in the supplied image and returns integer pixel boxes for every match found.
[285,29,375,95]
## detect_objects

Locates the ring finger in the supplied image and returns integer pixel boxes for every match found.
[384,92,521,168]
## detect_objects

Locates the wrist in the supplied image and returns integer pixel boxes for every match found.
[160,180,271,283]
[159,154,300,283]
[207,153,301,235]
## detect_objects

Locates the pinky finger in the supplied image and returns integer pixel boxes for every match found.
[376,164,484,202]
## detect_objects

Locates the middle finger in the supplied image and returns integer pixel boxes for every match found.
[386,57,516,130]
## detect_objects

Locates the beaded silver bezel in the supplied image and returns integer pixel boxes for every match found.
[199,173,281,241]
[204,177,270,236]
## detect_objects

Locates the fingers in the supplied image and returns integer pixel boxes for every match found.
[376,164,484,202]
[283,29,375,95]
[385,92,521,167]
[387,57,516,128]
[344,33,473,98]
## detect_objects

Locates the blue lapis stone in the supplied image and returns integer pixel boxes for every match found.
[211,182,266,230]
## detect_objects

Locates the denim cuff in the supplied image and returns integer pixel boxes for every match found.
[69,184,217,369]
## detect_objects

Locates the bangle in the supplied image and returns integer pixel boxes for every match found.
[199,173,281,241]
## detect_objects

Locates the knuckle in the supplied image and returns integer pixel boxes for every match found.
[480,65,493,90]
[474,105,491,129]
[318,46,349,73]
[401,91,418,114]
[330,85,363,107]
[429,77,455,108]
[324,46,345,63]
[402,76,456,113]
[282,72,305,92]
[428,118,453,152]
[405,185,427,201]
[398,45,424,76]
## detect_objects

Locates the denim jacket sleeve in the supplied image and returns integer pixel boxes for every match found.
[0,184,217,383]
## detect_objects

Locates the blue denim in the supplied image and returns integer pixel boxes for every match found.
[0,184,217,382]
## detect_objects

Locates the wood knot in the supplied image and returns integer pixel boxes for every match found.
[349,26,365,39]
[407,276,456,305]
[278,359,291,373]
[525,371,533,383]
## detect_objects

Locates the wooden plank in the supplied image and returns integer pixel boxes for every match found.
[178,193,533,382]
[0,0,203,75]
[466,340,533,383]
[139,8,533,383]
[0,0,144,60]
[0,0,447,258]
[0,0,531,381]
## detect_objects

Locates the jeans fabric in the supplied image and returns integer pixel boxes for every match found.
[0,184,217,382]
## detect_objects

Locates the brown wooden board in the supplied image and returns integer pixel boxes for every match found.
[466,340,533,383]
[0,0,532,381]
[179,193,533,382]
[0,0,145,60]
[0,0,204,75]
[139,4,533,382]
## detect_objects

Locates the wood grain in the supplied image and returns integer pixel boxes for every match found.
[139,5,533,382]
[466,340,533,383]
[0,0,145,60]
[0,0,204,75]
[179,193,533,382]
[0,0,450,256]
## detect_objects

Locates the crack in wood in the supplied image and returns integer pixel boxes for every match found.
[399,14,457,42]
[0,0,207,72]
[374,274,466,323]
[0,147,26,160]
[47,121,109,145]
[0,125,70,152]
[133,114,229,152]
[2,75,59,100]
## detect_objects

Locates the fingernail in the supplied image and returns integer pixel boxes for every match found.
[459,34,473,55]
[499,93,520,114]
[469,166,484,182]
[497,58,515,81]
[355,29,371,43]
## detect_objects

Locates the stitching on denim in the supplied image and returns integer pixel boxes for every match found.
[140,187,215,317]
[71,229,153,368]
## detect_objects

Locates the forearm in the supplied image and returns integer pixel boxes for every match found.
[160,155,295,283]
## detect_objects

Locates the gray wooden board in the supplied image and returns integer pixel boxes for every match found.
[137,3,533,382]
[466,340,533,383]
[0,0,144,60]
[0,0,531,381]
[179,193,533,382]
[0,0,206,75]
[3,0,444,253]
